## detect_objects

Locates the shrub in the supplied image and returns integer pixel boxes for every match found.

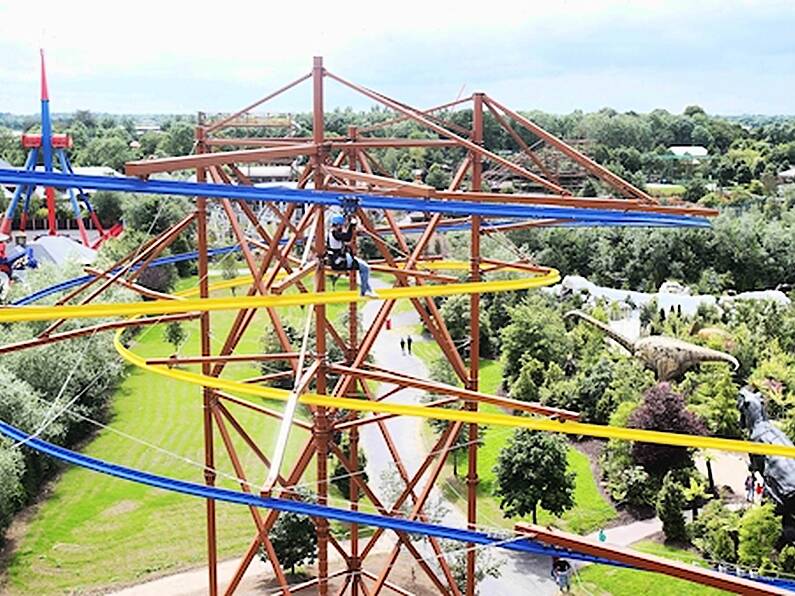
[628,383,706,478]
[657,472,687,543]
[738,504,781,568]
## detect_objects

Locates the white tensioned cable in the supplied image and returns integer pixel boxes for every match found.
[7,186,177,449]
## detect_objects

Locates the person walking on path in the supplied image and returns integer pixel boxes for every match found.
[551,558,572,593]
[400,337,405,355]
[745,473,756,503]
[406,335,413,355]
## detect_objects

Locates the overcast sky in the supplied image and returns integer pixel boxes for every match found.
[0,0,793,116]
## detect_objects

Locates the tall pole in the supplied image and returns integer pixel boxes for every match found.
[196,118,218,596]
[312,56,330,596]
[39,50,57,237]
[466,93,484,596]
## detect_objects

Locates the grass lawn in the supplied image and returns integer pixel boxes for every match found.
[412,328,616,534]
[574,541,730,595]
[4,276,347,594]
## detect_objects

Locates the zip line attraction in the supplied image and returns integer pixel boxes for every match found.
[0,55,781,595]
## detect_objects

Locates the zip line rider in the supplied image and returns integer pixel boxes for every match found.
[327,213,377,298]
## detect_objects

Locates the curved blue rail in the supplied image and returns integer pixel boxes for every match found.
[0,169,710,228]
[0,419,612,565]
[3,419,794,591]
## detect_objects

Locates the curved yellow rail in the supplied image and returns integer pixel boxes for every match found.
[114,336,795,459]
[6,260,792,459]
[0,263,559,323]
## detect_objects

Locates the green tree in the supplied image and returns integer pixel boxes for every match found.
[443,539,503,594]
[500,296,569,383]
[262,508,317,575]
[0,445,25,540]
[90,191,124,228]
[738,504,781,568]
[656,472,687,543]
[158,121,195,156]
[493,430,574,524]
[425,163,451,190]
[628,383,706,478]
[331,435,368,498]
[440,294,494,358]
[164,322,186,354]
[79,136,132,171]
[682,366,741,438]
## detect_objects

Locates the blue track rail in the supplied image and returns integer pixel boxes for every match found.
[0,169,710,228]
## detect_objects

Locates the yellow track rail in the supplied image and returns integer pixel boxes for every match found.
[6,261,793,459]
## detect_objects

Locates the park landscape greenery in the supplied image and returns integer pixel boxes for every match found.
[1,104,795,592]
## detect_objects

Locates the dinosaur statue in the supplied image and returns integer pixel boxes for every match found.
[738,386,795,513]
[565,310,739,381]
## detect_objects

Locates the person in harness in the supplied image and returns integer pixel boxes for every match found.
[327,213,377,298]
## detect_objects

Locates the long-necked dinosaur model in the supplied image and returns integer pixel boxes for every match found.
[565,310,739,381]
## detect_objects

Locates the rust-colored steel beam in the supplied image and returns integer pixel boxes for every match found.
[0,313,199,356]
[83,267,177,301]
[210,407,291,590]
[224,437,317,595]
[331,139,461,149]
[330,364,579,420]
[325,70,568,195]
[322,165,433,196]
[515,524,789,596]
[146,353,299,366]
[205,72,311,133]
[484,95,656,203]
[125,144,317,177]
[466,94,484,595]
[215,391,312,432]
[195,130,218,596]
[485,98,555,180]
[356,95,472,134]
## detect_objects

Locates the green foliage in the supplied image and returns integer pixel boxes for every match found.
[689,500,740,564]
[0,444,25,539]
[748,340,795,418]
[164,322,186,353]
[157,121,194,157]
[606,465,656,510]
[331,435,368,498]
[779,545,795,573]
[79,134,132,171]
[508,356,544,404]
[656,472,687,542]
[443,539,503,593]
[738,504,781,568]
[493,430,574,523]
[440,293,494,359]
[500,295,569,384]
[98,230,177,293]
[681,365,741,438]
[90,191,124,228]
[261,506,318,575]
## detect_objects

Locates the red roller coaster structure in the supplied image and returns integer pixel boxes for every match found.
[1,56,739,595]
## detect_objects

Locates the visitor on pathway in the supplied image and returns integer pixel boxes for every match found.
[326,212,376,297]
[551,557,572,593]
[746,473,756,503]
[406,335,413,354]
[400,337,405,354]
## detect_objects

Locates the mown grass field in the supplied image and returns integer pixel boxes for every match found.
[574,540,730,595]
[4,274,349,593]
[414,327,616,534]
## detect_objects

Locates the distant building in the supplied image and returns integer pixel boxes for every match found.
[241,165,294,184]
[668,145,709,161]
[777,166,795,184]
